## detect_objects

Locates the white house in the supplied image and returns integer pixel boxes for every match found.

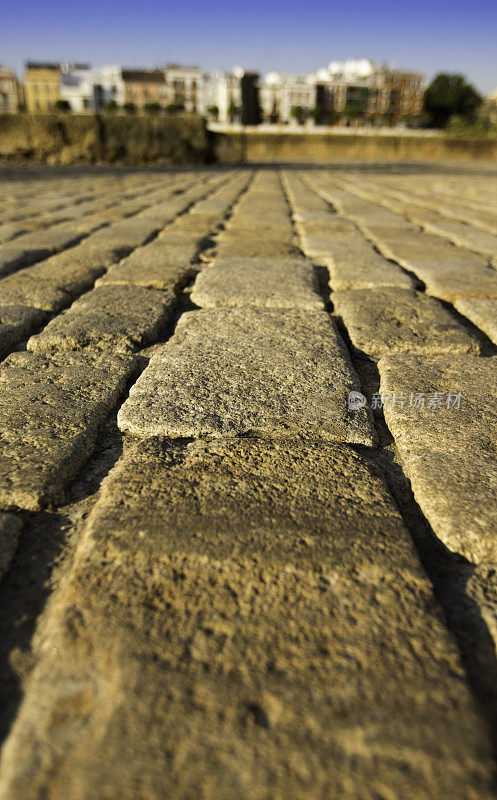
[259,72,316,124]
[60,64,124,111]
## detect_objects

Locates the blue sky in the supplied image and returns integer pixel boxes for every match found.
[2,0,497,93]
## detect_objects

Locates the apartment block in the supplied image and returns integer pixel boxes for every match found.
[260,59,425,126]
[123,69,169,109]
[163,65,202,112]
[0,66,23,112]
[24,63,61,112]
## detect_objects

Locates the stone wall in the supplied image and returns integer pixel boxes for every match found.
[0,113,210,164]
[213,130,497,164]
[1,114,497,164]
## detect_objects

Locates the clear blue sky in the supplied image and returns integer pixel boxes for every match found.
[2,0,497,93]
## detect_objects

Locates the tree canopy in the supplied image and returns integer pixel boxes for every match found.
[424,74,481,128]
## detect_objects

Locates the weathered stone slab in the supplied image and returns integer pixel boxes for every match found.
[0,224,30,244]
[0,248,47,278]
[28,285,176,354]
[0,512,21,581]
[351,230,497,300]
[96,240,199,290]
[379,355,497,563]
[191,258,323,309]
[85,218,161,250]
[215,237,301,259]
[0,351,135,511]
[118,308,374,444]
[0,252,106,312]
[323,244,413,290]
[0,307,48,359]
[0,437,493,800]
[2,224,87,254]
[168,214,223,237]
[411,211,497,258]
[455,298,497,345]
[333,288,479,357]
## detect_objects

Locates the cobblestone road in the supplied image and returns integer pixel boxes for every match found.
[1,164,497,798]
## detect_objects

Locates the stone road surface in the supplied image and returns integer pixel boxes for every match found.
[1,163,497,799]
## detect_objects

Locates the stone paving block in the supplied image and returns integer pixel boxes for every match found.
[118,308,375,444]
[0,512,21,581]
[0,351,135,511]
[215,238,301,259]
[0,307,48,359]
[5,225,87,253]
[417,262,497,302]
[0,248,48,278]
[191,257,323,309]
[0,251,106,312]
[96,241,199,290]
[0,437,494,800]
[135,198,195,223]
[363,237,497,301]
[168,214,224,237]
[28,285,176,354]
[295,218,353,237]
[86,218,162,250]
[455,298,497,345]
[333,288,479,357]
[379,354,497,563]
[0,273,78,313]
[323,245,413,290]
[397,207,497,258]
[0,224,30,244]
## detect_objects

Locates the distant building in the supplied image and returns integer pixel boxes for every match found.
[314,59,424,124]
[164,65,202,112]
[260,58,424,126]
[24,62,61,112]
[367,67,424,123]
[260,73,316,124]
[481,90,497,126]
[203,68,260,124]
[59,64,124,111]
[122,69,168,109]
[60,65,94,111]
[0,66,23,112]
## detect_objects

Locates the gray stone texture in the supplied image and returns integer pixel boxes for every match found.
[0,351,135,510]
[0,306,48,359]
[455,298,497,345]
[191,257,324,309]
[118,308,375,444]
[0,438,493,800]
[379,354,497,563]
[332,288,479,357]
[27,285,176,354]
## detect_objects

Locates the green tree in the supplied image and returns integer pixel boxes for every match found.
[123,102,137,114]
[207,104,219,119]
[424,74,481,128]
[166,102,185,114]
[144,102,161,114]
[290,105,307,124]
[228,100,241,122]
[54,99,71,112]
[103,99,118,113]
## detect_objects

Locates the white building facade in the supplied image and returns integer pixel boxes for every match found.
[60,64,125,111]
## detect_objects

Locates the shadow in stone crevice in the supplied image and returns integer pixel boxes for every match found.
[439,299,497,357]
[0,509,71,746]
[0,415,128,748]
